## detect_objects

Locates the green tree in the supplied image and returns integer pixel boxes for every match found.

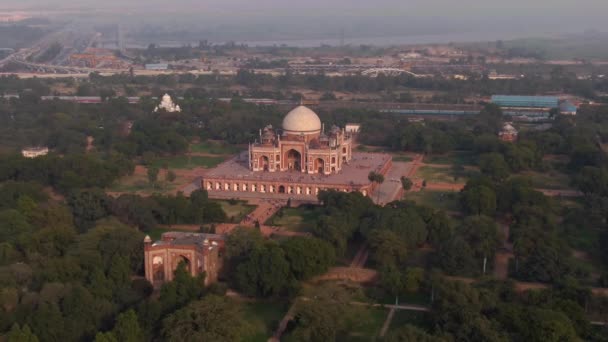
[368,230,408,268]
[166,170,177,183]
[281,237,335,280]
[400,176,413,191]
[435,236,478,276]
[112,309,144,342]
[459,215,502,274]
[479,152,510,181]
[66,188,110,232]
[162,295,248,342]
[285,282,368,342]
[7,324,39,342]
[523,308,580,342]
[234,242,292,297]
[385,324,443,342]
[147,167,159,187]
[461,185,497,216]
[94,332,118,342]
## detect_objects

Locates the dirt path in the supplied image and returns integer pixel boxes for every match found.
[494,223,513,279]
[379,308,396,338]
[269,303,297,342]
[350,245,369,268]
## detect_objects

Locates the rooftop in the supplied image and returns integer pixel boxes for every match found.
[151,232,224,252]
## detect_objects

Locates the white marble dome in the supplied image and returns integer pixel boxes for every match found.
[282,106,322,134]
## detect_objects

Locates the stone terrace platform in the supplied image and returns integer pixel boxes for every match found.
[202,152,392,200]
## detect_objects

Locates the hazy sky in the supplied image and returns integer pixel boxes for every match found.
[5,0,605,15]
[3,0,608,43]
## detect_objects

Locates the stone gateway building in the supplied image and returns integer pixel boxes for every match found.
[249,106,353,175]
[143,232,224,288]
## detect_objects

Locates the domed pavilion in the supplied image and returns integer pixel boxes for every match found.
[249,106,353,174]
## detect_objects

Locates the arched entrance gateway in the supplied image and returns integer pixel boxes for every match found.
[314,158,325,174]
[285,149,302,171]
[176,255,191,274]
[259,155,270,171]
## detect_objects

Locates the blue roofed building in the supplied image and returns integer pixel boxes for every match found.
[491,95,560,109]
[491,95,565,122]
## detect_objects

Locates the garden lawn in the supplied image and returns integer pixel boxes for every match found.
[265,205,321,232]
[387,310,433,334]
[405,191,460,212]
[213,200,256,223]
[150,155,226,169]
[343,307,387,341]
[416,166,478,184]
[513,170,572,190]
[107,173,177,194]
[424,152,476,166]
[190,141,240,155]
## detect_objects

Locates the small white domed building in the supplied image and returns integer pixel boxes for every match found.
[154,93,181,113]
[249,106,353,175]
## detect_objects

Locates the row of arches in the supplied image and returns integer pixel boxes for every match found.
[255,149,346,174]
[205,180,367,196]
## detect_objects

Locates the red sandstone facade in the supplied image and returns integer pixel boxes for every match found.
[143,232,224,288]
[202,106,391,200]
[202,154,392,199]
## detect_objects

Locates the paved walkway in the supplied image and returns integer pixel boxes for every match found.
[372,161,414,205]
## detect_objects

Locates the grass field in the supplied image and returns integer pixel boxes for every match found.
[387,310,433,335]
[404,191,460,212]
[265,205,321,232]
[241,300,288,342]
[213,200,256,223]
[416,166,478,184]
[513,171,572,190]
[344,307,387,341]
[107,173,178,194]
[190,141,240,155]
[424,152,476,166]
[150,155,226,170]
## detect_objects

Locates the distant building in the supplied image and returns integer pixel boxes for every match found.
[491,95,560,121]
[144,232,224,289]
[491,95,559,109]
[345,123,361,134]
[499,123,518,142]
[154,94,181,113]
[21,147,49,158]
[488,70,520,80]
[145,63,169,70]
[559,100,578,115]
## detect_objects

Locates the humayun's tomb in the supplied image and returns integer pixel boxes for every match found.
[202,106,392,199]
